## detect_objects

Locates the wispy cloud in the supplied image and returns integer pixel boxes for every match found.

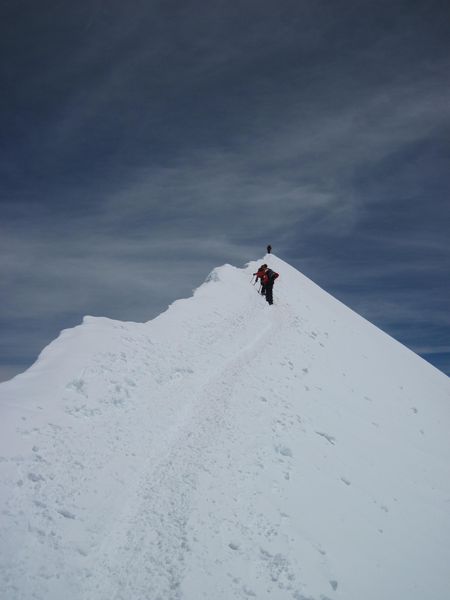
[1,0,449,378]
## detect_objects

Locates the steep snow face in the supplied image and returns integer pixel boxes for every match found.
[1,255,449,600]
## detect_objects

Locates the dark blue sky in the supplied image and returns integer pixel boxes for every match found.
[1,0,449,380]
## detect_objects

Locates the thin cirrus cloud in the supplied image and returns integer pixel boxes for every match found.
[1,0,449,379]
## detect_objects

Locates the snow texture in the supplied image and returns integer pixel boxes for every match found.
[1,254,449,600]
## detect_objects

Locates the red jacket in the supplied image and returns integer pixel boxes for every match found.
[255,268,266,282]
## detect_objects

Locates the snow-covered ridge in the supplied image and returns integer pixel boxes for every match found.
[1,255,449,600]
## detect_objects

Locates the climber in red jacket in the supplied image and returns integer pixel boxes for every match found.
[261,266,279,305]
[253,264,268,295]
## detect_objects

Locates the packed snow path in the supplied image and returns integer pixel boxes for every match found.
[1,255,449,600]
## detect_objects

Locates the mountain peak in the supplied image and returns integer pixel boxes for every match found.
[1,256,449,599]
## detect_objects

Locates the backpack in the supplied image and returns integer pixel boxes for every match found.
[264,269,279,284]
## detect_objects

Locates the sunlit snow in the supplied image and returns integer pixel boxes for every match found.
[1,255,449,600]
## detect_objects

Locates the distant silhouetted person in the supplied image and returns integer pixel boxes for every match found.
[267,244,272,254]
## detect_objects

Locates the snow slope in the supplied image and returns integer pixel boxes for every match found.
[1,254,449,600]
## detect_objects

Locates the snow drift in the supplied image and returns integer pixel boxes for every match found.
[1,254,449,600]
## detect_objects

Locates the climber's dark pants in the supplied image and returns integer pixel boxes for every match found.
[265,283,274,305]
